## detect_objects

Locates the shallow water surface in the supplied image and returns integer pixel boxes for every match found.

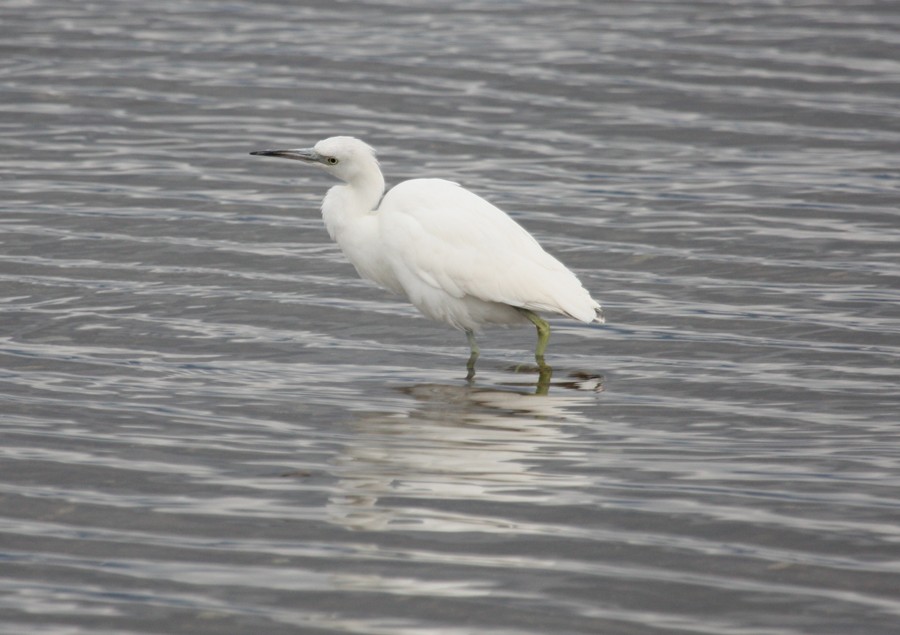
[2,1,900,634]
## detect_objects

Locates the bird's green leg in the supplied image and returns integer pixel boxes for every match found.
[518,309,551,370]
[465,329,479,380]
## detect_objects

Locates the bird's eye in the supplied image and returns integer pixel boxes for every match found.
[327,157,338,165]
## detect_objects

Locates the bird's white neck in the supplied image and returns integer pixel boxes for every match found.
[320,170,385,242]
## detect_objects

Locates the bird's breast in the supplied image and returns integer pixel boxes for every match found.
[334,215,403,294]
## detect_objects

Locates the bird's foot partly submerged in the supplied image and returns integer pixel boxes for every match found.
[465,329,480,381]
[465,358,478,382]
[510,361,553,391]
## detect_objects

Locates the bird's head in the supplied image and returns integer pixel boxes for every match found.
[251,136,379,184]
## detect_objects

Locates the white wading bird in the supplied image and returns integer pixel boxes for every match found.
[251,136,603,374]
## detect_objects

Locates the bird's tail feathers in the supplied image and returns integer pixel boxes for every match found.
[551,300,604,324]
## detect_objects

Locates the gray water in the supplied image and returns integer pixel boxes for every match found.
[2,1,900,633]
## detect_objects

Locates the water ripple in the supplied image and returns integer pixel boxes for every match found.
[2,1,899,633]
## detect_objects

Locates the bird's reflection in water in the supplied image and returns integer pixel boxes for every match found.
[496,365,605,395]
[326,371,603,532]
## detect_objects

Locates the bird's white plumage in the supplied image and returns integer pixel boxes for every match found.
[251,135,603,358]
[378,178,600,329]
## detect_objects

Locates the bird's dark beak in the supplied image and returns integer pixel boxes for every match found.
[250,148,322,163]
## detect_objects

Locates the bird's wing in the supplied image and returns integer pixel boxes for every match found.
[378,178,597,320]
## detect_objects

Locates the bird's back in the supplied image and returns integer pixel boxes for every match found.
[377,178,602,326]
